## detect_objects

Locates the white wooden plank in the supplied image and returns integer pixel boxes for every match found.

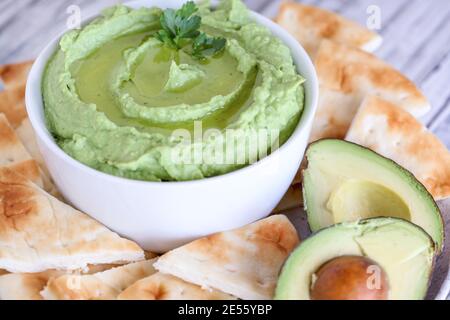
[0,0,34,29]
[432,113,450,149]
[260,0,282,18]
[376,0,434,65]
[396,5,450,78]
[0,0,14,12]
[318,0,347,13]
[244,0,272,12]
[405,11,450,83]
[421,52,450,127]
[0,0,119,63]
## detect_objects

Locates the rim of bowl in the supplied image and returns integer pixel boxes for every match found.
[25,0,319,187]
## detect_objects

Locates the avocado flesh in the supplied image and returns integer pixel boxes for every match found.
[275,217,435,300]
[327,179,411,223]
[303,139,444,250]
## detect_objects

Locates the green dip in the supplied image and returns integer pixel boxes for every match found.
[43,0,305,181]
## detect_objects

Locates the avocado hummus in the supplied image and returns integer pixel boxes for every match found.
[42,0,305,181]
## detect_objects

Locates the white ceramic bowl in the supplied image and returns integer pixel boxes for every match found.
[25,0,318,252]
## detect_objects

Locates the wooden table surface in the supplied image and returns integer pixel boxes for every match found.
[1,0,450,299]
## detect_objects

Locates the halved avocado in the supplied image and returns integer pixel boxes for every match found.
[275,217,435,300]
[303,139,444,251]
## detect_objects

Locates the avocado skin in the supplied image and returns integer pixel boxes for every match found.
[302,139,444,252]
[275,217,436,300]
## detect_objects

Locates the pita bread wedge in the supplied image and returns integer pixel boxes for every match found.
[275,2,382,57]
[346,96,450,200]
[0,85,27,128]
[272,183,302,213]
[0,61,33,89]
[154,215,299,300]
[0,263,132,300]
[14,119,61,198]
[310,40,430,141]
[41,259,157,300]
[0,270,65,300]
[118,272,235,300]
[0,168,144,273]
[15,118,50,177]
[0,113,43,187]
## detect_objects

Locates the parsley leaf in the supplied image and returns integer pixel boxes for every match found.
[156,1,226,59]
[157,1,200,49]
[192,32,226,59]
[178,1,198,18]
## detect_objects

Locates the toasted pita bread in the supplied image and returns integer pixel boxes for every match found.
[0,168,144,273]
[275,2,382,57]
[0,85,27,128]
[0,263,123,300]
[154,215,299,300]
[0,61,33,129]
[118,272,235,300]
[310,40,430,141]
[0,113,59,196]
[0,113,44,187]
[0,61,33,89]
[14,118,61,198]
[15,118,50,177]
[272,183,302,213]
[346,96,450,200]
[41,259,157,300]
[0,270,65,300]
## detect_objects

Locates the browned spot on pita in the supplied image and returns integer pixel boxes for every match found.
[312,112,350,141]
[187,233,231,264]
[251,217,299,253]
[326,116,349,140]
[0,85,27,128]
[0,167,28,186]
[143,281,166,299]
[0,61,33,89]
[7,160,42,186]
[0,115,18,149]
[20,273,49,294]
[0,182,37,218]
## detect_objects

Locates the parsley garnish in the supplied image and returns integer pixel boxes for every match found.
[192,32,227,59]
[156,1,226,59]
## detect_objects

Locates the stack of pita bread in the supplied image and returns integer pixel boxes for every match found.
[274,1,450,207]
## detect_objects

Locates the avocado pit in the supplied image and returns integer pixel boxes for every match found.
[310,255,389,300]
